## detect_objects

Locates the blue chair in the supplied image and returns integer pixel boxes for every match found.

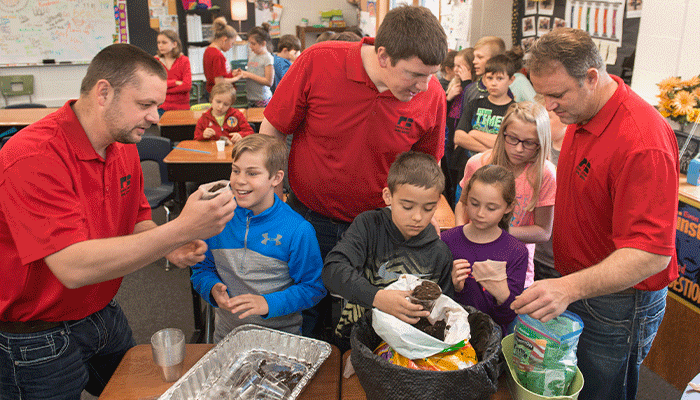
[136,136,175,270]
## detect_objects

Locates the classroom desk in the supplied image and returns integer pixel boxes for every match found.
[0,107,59,133]
[158,108,264,142]
[340,350,512,399]
[164,140,234,207]
[99,344,341,400]
[435,194,456,231]
[158,110,205,142]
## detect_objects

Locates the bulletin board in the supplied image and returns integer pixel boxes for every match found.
[0,0,127,66]
[513,0,640,77]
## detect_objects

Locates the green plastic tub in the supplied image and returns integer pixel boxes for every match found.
[502,334,584,400]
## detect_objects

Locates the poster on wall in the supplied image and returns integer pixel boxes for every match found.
[626,0,642,18]
[566,0,624,46]
[539,0,555,16]
[443,0,472,51]
[522,16,536,37]
[537,16,551,37]
[524,0,538,16]
[671,199,700,312]
[149,0,178,32]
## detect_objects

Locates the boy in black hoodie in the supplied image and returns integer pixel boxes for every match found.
[323,151,454,351]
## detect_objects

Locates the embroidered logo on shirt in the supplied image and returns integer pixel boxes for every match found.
[575,158,591,181]
[394,116,414,134]
[261,233,282,245]
[119,174,132,197]
[226,116,239,128]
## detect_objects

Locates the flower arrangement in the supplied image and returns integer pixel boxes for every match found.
[656,75,700,127]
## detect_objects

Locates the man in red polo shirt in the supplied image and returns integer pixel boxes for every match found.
[0,44,235,399]
[510,29,679,400]
[259,6,447,341]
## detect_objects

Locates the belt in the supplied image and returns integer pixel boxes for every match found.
[0,320,62,334]
[286,192,350,225]
[617,287,637,295]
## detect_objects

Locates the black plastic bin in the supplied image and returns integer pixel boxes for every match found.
[350,305,502,400]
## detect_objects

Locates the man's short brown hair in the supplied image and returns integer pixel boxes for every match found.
[80,43,166,95]
[527,28,604,84]
[375,5,447,67]
[231,134,287,178]
[387,151,444,194]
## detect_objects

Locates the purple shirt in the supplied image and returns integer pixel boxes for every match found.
[440,226,528,334]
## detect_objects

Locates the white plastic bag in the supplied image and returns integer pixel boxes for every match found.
[372,275,471,359]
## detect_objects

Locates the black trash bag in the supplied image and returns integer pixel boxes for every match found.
[350,305,502,400]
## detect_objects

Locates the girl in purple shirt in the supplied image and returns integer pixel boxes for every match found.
[440,165,528,335]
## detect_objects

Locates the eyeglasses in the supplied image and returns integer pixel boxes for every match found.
[503,134,540,150]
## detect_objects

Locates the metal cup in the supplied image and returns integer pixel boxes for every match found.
[151,328,186,382]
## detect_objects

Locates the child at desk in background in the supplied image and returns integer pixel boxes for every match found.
[203,17,241,93]
[455,101,556,288]
[194,82,254,143]
[234,24,274,107]
[322,151,454,351]
[441,165,528,335]
[190,135,326,341]
[155,29,191,114]
[272,34,301,93]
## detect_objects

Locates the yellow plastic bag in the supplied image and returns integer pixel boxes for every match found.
[374,340,478,371]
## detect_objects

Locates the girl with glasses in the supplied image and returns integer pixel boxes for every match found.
[454,101,556,289]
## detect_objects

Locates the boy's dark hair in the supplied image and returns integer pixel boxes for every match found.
[209,81,236,104]
[315,31,337,43]
[440,49,458,74]
[387,151,445,194]
[375,5,447,67]
[231,134,287,178]
[277,34,301,52]
[80,43,166,96]
[331,31,362,42]
[484,54,516,78]
[463,165,516,231]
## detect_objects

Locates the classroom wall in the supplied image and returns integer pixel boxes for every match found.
[278,0,359,44]
[631,0,700,109]
[469,0,513,49]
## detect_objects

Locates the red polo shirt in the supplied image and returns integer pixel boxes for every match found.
[552,75,679,290]
[265,38,446,222]
[0,101,152,322]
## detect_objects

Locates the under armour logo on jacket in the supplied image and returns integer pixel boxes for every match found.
[261,233,282,245]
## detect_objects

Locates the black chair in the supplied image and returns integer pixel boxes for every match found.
[136,136,175,270]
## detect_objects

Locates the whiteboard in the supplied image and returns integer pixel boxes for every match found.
[0,0,119,66]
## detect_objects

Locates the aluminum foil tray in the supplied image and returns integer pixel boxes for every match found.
[158,324,332,400]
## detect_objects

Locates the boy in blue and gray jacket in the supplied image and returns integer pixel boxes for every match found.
[191,135,326,342]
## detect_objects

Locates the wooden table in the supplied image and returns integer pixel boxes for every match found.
[0,107,59,136]
[99,344,341,400]
[164,139,234,203]
[158,108,263,142]
[340,351,512,399]
[435,194,456,231]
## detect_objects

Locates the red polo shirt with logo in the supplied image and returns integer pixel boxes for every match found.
[264,37,446,222]
[552,75,679,290]
[0,101,152,322]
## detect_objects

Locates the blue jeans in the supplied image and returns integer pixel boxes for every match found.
[287,194,350,339]
[0,300,135,400]
[568,288,667,400]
